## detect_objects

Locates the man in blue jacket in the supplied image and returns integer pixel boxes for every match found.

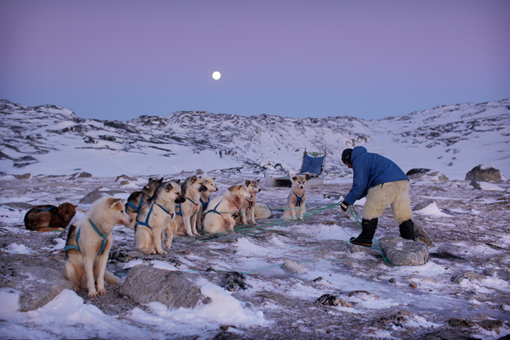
[339,146,415,247]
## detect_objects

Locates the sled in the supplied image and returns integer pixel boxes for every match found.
[264,149,327,188]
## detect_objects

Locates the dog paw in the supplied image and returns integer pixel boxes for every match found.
[98,289,106,296]
[88,291,99,298]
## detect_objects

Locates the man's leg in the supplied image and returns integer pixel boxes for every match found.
[390,180,415,241]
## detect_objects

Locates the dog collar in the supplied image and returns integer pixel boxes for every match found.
[137,202,174,230]
[186,197,199,207]
[128,193,150,212]
[63,227,81,258]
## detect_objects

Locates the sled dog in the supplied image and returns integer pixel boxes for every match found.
[238,179,261,225]
[196,177,218,231]
[125,177,164,229]
[169,175,207,237]
[24,202,77,232]
[282,175,310,221]
[203,184,252,234]
[63,197,130,297]
[135,181,185,255]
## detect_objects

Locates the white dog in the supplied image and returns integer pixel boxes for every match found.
[238,179,261,225]
[63,197,130,298]
[282,175,310,221]
[203,184,252,234]
[135,181,185,255]
[196,177,218,232]
[169,175,207,237]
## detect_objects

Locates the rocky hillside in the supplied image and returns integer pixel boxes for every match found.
[0,98,508,179]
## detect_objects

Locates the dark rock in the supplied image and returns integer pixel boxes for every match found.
[465,164,503,183]
[223,271,251,291]
[478,319,503,331]
[448,318,475,328]
[483,268,510,281]
[314,294,351,307]
[119,265,206,309]
[451,271,485,284]
[469,179,482,190]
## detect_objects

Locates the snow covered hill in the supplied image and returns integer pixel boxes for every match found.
[0,98,508,179]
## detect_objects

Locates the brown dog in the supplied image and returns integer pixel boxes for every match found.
[63,197,130,298]
[169,175,207,237]
[24,202,77,231]
[282,175,310,221]
[125,177,164,229]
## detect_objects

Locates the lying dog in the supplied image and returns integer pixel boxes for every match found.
[63,197,130,298]
[203,184,252,234]
[196,177,218,232]
[238,179,261,225]
[125,177,164,229]
[169,175,207,237]
[282,175,310,221]
[135,181,185,255]
[24,202,77,232]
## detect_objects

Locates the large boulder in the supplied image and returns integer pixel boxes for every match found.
[465,165,504,183]
[0,264,74,312]
[378,236,429,266]
[119,265,208,309]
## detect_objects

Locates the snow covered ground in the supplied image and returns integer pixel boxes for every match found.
[0,167,509,339]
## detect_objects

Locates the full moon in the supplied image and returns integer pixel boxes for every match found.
[212,71,221,80]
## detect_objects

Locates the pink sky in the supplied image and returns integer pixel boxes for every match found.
[1,0,509,120]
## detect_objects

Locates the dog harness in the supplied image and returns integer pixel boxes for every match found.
[175,197,200,216]
[206,199,239,218]
[63,218,107,258]
[37,206,56,212]
[292,192,305,207]
[200,197,210,211]
[136,202,174,230]
[127,193,150,212]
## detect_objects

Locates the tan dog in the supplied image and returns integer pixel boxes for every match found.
[282,175,310,221]
[24,202,77,231]
[125,177,163,229]
[135,182,185,255]
[238,179,261,225]
[196,177,218,232]
[169,175,207,237]
[63,197,130,298]
[203,184,252,234]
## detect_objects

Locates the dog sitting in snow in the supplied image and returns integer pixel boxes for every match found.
[169,175,207,237]
[63,197,130,298]
[238,179,261,226]
[282,175,310,221]
[24,202,77,232]
[125,177,163,229]
[196,177,218,232]
[135,181,185,254]
[203,184,252,234]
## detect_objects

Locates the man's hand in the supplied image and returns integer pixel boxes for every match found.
[340,201,349,212]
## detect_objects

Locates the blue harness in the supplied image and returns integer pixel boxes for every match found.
[206,199,239,218]
[200,197,210,211]
[127,193,150,212]
[175,197,199,216]
[64,219,107,258]
[37,206,55,212]
[136,202,174,230]
[292,192,305,207]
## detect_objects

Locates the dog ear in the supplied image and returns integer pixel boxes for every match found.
[191,175,197,183]
[292,176,297,182]
[305,174,311,181]
[165,182,173,191]
[107,197,122,208]
[245,180,250,186]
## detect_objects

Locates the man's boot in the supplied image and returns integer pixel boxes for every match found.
[399,219,416,241]
[350,218,378,247]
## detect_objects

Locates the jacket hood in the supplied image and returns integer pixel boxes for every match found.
[351,146,367,162]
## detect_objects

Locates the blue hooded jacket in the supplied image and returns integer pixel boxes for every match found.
[344,146,408,205]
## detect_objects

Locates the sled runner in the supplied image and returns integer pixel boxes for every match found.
[264,148,327,188]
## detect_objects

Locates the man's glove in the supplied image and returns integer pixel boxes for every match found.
[340,201,349,212]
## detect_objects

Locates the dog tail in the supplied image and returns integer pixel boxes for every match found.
[104,271,121,285]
